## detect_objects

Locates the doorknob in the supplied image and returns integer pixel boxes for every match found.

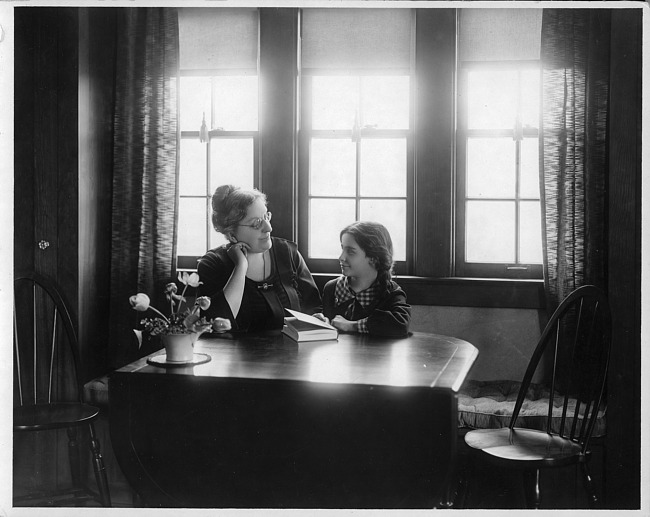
[38,240,50,250]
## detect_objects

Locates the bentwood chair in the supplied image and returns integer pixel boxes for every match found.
[13,272,111,507]
[463,285,611,509]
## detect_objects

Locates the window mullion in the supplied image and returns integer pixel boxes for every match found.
[205,136,211,254]
[515,140,521,265]
[356,77,362,221]
[414,9,456,277]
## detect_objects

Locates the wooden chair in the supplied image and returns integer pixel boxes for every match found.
[463,285,611,509]
[13,271,111,507]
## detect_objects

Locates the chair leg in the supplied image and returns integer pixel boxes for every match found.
[66,427,81,488]
[523,468,541,509]
[438,468,465,508]
[87,422,112,507]
[580,461,599,508]
[452,464,469,509]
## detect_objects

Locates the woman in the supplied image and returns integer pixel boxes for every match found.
[316,221,410,338]
[197,185,321,331]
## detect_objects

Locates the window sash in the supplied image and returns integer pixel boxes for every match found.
[298,74,413,275]
[455,61,543,279]
[177,131,259,269]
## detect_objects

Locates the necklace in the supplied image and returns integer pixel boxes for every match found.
[257,251,274,291]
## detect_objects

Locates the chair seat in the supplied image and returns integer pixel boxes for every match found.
[14,403,100,431]
[457,379,607,437]
[465,427,583,468]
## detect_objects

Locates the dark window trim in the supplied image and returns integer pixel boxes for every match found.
[414,8,456,277]
[313,274,545,309]
[180,263,545,309]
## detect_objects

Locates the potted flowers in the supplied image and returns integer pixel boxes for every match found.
[129,272,231,363]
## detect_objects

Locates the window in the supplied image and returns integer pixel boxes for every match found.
[454,8,544,279]
[455,62,543,278]
[298,9,413,274]
[301,74,411,269]
[176,8,259,269]
[174,7,544,290]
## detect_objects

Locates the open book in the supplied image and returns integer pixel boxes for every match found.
[282,309,338,342]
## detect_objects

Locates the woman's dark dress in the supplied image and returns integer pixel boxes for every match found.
[197,237,322,331]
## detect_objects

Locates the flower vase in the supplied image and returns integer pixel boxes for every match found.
[161,333,195,363]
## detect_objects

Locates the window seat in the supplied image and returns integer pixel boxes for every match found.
[457,379,607,438]
[84,374,110,407]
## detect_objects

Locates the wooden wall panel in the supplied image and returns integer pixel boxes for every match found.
[13,8,36,274]
[14,7,79,307]
[32,10,61,283]
[56,8,80,323]
[605,8,642,509]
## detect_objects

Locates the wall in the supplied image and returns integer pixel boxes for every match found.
[605,8,642,508]
[410,305,542,382]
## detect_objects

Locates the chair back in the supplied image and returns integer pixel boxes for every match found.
[509,285,611,452]
[13,272,85,407]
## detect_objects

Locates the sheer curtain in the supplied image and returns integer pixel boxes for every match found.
[108,8,180,369]
[540,9,610,309]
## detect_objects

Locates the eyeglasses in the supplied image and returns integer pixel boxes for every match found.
[238,212,272,231]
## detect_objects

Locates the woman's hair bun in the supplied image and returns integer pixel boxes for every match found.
[213,185,237,211]
[210,184,266,236]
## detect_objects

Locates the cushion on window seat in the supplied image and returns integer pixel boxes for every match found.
[457,379,606,438]
[84,374,110,407]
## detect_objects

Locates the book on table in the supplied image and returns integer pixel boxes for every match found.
[282,309,338,342]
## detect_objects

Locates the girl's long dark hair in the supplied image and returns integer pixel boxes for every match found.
[340,221,394,292]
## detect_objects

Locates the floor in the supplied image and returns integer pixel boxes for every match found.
[13,431,606,510]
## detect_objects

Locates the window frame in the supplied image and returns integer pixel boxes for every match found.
[455,60,543,280]
[297,70,414,275]
[176,8,546,310]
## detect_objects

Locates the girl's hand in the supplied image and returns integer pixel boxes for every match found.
[312,313,330,325]
[227,241,250,268]
[331,315,356,333]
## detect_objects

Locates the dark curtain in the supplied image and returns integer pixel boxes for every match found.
[108,8,180,369]
[540,9,610,310]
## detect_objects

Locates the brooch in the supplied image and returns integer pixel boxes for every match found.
[258,282,273,291]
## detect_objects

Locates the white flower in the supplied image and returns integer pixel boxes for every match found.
[211,317,232,333]
[129,293,150,311]
[178,271,202,288]
[195,296,211,311]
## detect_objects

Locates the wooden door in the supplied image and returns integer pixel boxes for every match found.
[14,7,79,309]
[13,7,80,498]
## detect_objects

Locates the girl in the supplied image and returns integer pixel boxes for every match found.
[317,221,410,338]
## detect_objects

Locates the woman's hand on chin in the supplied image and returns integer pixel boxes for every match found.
[227,241,250,268]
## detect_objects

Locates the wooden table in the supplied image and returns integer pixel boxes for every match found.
[108,331,477,509]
